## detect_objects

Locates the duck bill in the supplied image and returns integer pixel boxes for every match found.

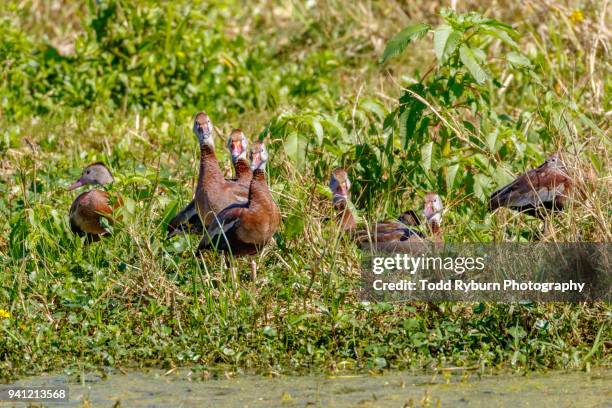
[422,204,435,220]
[67,179,84,191]
[333,193,348,204]
[333,186,349,203]
[231,142,243,161]
[339,183,349,197]
[251,153,262,170]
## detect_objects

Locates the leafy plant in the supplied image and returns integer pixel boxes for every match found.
[377,9,544,209]
[0,0,609,382]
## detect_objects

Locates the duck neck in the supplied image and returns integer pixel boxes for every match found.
[334,199,356,231]
[197,144,224,192]
[235,158,252,183]
[247,169,269,205]
[429,220,441,236]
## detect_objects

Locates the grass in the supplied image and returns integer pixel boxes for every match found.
[0,0,610,381]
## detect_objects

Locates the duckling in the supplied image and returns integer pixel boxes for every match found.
[489,153,572,234]
[199,140,280,265]
[68,162,119,242]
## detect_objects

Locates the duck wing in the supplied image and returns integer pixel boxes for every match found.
[198,204,246,252]
[489,162,571,215]
[69,190,112,236]
[397,210,421,227]
[69,192,86,236]
[167,200,204,237]
[355,224,422,243]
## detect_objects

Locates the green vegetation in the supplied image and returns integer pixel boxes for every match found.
[0,1,609,381]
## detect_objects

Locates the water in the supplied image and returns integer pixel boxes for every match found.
[1,368,610,407]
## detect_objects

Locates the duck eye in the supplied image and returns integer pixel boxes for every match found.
[86,170,91,174]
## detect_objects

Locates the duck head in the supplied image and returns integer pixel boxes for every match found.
[544,152,566,170]
[227,129,248,163]
[68,162,114,190]
[250,140,269,171]
[193,112,214,148]
[422,192,443,226]
[329,168,351,206]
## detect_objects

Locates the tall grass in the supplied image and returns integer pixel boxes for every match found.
[0,0,610,380]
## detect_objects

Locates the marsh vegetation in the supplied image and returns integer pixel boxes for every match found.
[0,0,610,380]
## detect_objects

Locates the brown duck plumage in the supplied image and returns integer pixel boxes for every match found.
[329,168,357,231]
[68,163,119,242]
[167,113,249,237]
[358,192,444,251]
[489,153,572,218]
[193,112,249,226]
[329,169,427,252]
[227,129,252,187]
[199,141,280,256]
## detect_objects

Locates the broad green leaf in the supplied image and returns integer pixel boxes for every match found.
[493,164,516,188]
[310,117,324,145]
[459,44,489,84]
[480,27,518,49]
[380,23,430,64]
[506,52,531,67]
[473,173,492,201]
[346,200,363,224]
[446,164,459,190]
[322,138,343,156]
[470,47,486,62]
[486,130,499,153]
[123,197,136,214]
[324,115,348,139]
[382,109,398,131]
[421,141,433,171]
[284,132,307,170]
[433,25,461,63]
[360,100,386,119]
[588,152,603,173]
[481,18,514,31]
[398,85,427,148]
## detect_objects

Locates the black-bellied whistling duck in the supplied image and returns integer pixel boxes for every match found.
[357,193,444,250]
[422,192,444,242]
[68,162,120,242]
[167,113,249,237]
[489,153,572,233]
[227,129,252,187]
[199,141,280,278]
[193,112,249,226]
[329,168,357,231]
[328,169,425,251]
